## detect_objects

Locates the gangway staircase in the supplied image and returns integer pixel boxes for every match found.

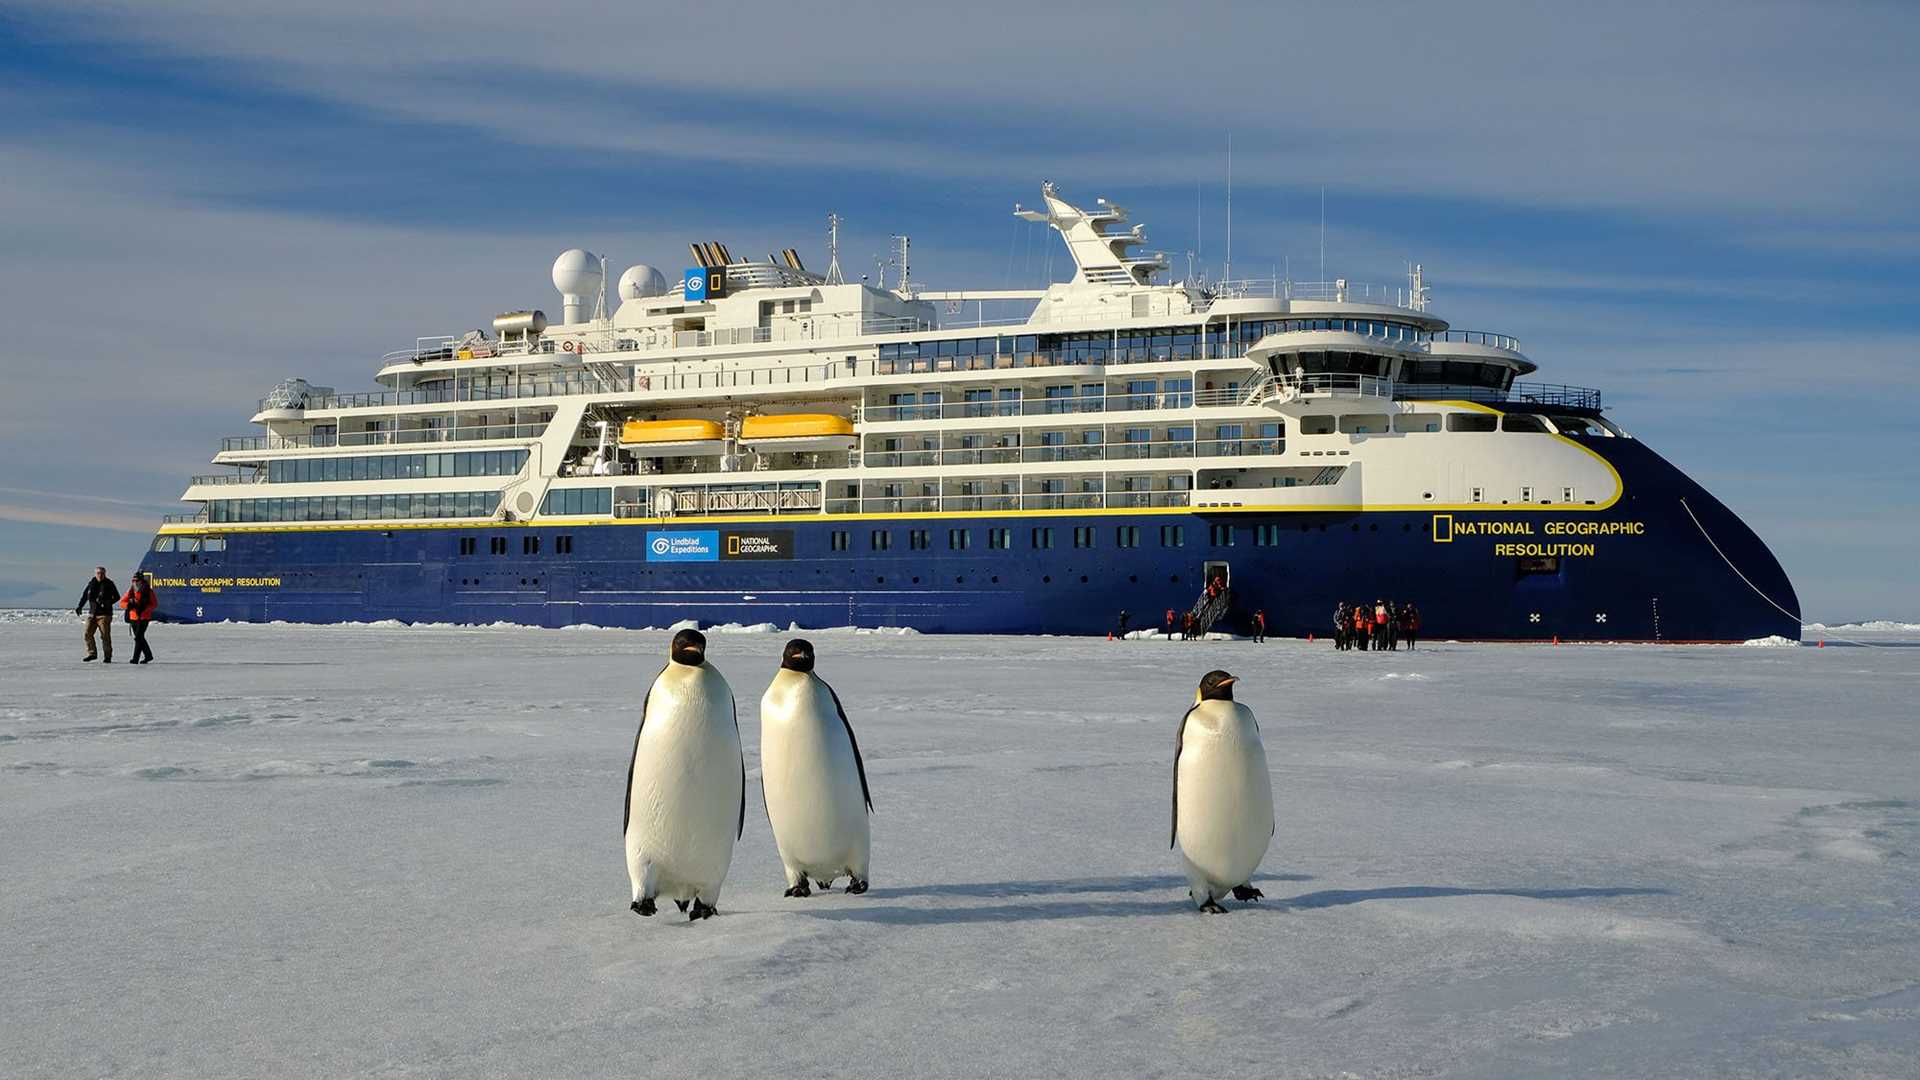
[1186,581,1234,638]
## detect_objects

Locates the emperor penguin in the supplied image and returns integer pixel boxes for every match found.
[1171,670,1274,913]
[623,628,745,922]
[760,639,873,896]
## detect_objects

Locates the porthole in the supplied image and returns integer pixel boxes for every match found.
[1128,574,1138,583]
[955,576,964,584]
[911,576,921,584]
[1079,575,1089,584]
[1368,524,1379,532]
[875,576,885,584]
[1350,524,1360,533]
[1402,523,1412,532]
[1170,574,1180,584]
[1422,492,1434,501]
[1042,575,1052,584]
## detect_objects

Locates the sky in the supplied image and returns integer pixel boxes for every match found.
[0,0,1915,619]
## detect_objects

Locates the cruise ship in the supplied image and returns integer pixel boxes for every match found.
[139,183,1801,641]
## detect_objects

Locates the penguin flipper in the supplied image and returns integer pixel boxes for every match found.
[623,664,670,838]
[733,693,746,840]
[821,677,873,812]
[1171,704,1198,848]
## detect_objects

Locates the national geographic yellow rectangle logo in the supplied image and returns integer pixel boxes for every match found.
[1432,513,1453,543]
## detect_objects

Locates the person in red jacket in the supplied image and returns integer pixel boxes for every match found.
[1353,602,1371,651]
[120,571,158,664]
[1252,609,1267,643]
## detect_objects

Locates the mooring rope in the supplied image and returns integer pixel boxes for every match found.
[1678,496,1884,648]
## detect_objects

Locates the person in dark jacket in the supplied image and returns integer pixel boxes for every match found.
[121,572,158,664]
[76,566,119,662]
[1333,601,1348,650]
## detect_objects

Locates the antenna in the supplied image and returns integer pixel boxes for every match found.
[1224,133,1233,286]
[1319,186,1326,286]
[890,234,911,295]
[825,213,844,285]
[592,253,608,322]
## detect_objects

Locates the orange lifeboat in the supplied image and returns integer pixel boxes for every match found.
[619,418,726,455]
[738,413,855,451]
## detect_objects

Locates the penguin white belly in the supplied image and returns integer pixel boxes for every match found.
[761,672,869,883]
[626,665,742,903]
[1176,704,1274,897]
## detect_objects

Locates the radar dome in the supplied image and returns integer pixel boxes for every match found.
[552,248,603,295]
[618,264,670,300]
[551,248,603,325]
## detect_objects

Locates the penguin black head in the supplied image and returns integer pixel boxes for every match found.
[670,628,708,666]
[1198,669,1239,702]
[780,638,816,673]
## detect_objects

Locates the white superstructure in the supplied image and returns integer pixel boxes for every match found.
[171,183,1624,535]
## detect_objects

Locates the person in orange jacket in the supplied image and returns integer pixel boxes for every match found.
[121,571,158,664]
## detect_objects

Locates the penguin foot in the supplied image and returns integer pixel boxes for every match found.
[845,878,869,895]
[814,877,833,891]
[784,880,813,898]
[631,898,656,917]
[674,899,690,913]
[688,900,717,921]
[1231,885,1264,902]
[1198,899,1229,914]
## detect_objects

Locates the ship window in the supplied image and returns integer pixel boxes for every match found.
[523,536,541,555]
[948,529,970,550]
[1470,487,1484,503]
[1117,526,1141,548]
[1254,524,1278,546]
[1160,524,1185,547]
[988,528,1011,549]
[556,536,573,555]
[1338,414,1391,434]
[909,529,929,550]
[1447,414,1498,433]
[1395,413,1442,433]
[1301,415,1336,435]
[459,537,476,556]
[491,537,507,555]
[1073,526,1096,548]
[1502,414,1549,433]
[830,530,849,552]
[1520,486,1535,503]
[870,530,892,552]
[1546,414,1610,437]
[1031,527,1054,549]
[152,536,175,552]
[202,537,226,552]
[1210,524,1235,547]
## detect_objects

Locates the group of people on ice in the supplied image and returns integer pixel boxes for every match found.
[1334,599,1419,651]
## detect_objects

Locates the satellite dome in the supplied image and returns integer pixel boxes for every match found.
[618,264,670,300]
[551,248,603,296]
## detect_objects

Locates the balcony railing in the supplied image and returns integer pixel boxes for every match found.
[1396,381,1602,411]
[1430,330,1523,352]
[189,473,266,486]
[220,423,548,453]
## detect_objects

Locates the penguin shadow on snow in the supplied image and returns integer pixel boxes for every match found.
[797,880,1668,926]
[797,873,1315,925]
[1272,884,1670,910]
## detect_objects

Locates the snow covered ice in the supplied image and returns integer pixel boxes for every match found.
[3,618,1917,1078]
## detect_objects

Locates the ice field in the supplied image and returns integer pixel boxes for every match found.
[3,615,1917,1079]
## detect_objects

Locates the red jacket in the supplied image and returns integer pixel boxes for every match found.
[121,586,156,622]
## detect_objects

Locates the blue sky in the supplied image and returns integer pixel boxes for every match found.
[1,1,1915,619]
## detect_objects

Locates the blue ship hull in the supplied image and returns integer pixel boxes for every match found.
[139,436,1800,642]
